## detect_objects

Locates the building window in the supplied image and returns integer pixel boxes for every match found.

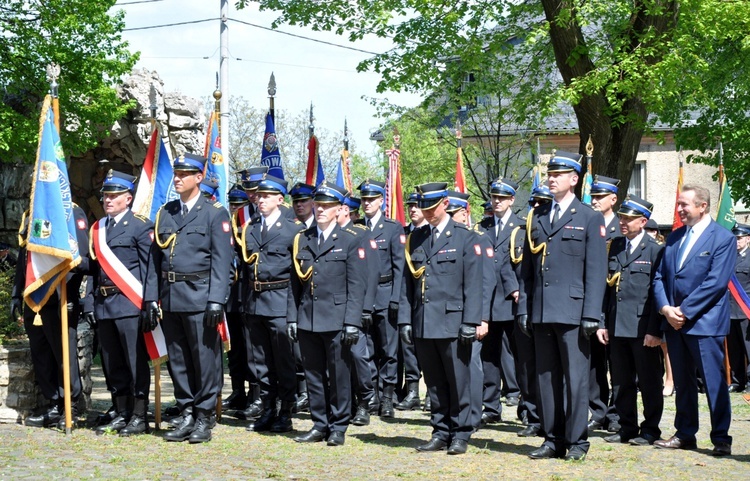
[628,161,645,198]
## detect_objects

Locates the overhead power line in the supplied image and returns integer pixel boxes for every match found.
[228,18,381,56]
[123,18,217,32]
[116,0,166,5]
[122,16,382,56]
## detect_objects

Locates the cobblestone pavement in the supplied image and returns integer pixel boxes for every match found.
[0,365,749,480]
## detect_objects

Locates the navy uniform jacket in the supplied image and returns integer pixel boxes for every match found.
[604,235,663,338]
[398,221,483,339]
[604,215,620,243]
[288,224,367,332]
[653,221,736,336]
[518,197,607,325]
[241,214,304,317]
[348,221,379,314]
[477,212,524,321]
[355,216,404,312]
[148,196,232,312]
[729,248,750,320]
[474,229,498,322]
[86,209,158,320]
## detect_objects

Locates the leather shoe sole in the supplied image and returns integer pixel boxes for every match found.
[447,439,468,455]
[653,435,697,450]
[416,438,448,452]
[528,445,562,459]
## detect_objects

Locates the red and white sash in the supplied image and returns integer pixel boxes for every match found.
[92,219,168,361]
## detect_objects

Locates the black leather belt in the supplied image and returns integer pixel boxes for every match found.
[99,285,120,297]
[253,279,289,292]
[378,274,393,284]
[162,270,210,283]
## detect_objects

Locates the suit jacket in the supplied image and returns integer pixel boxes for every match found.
[355,216,405,311]
[604,234,663,338]
[398,220,482,339]
[729,248,750,320]
[477,212,524,321]
[288,224,367,332]
[653,220,736,336]
[86,209,157,320]
[518,197,607,325]
[149,195,233,312]
[241,214,304,317]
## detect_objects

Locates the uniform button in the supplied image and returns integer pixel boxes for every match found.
[314,271,318,275]
[618,297,622,302]
[315,259,319,263]
[427,260,431,264]
[544,282,549,287]
[314,296,318,301]
[548,237,552,241]
[425,299,429,303]
[544,267,549,271]
[425,273,430,277]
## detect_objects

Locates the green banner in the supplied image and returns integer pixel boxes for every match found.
[716,176,736,230]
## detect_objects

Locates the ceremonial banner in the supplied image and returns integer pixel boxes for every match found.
[529,163,542,211]
[133,128,177,221]
[715,172,750,318]
[385,145,405,226]
[454,142,471,225]
[203,111,228,206]
[305,135,325,187]
[23,96,82,318]
[581,159,593,205]
[261,112,284,180]
[335,147,353,192]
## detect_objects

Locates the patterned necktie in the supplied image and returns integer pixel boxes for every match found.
[367,218,372,230]
[182,204,188,218]
[261,219,268,242]
[625,240,632,259]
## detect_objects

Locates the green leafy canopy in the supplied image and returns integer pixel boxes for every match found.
[0,0,138,163]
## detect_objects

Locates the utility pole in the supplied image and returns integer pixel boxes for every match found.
[220,0,229,163]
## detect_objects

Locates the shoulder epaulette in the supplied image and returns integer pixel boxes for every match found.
[353,224,368,230]
[454,223,469,231]
[344,227,359,236]
[213,201,223,208]
[134,214,150,223]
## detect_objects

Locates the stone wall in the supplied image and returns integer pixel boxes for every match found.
[0,68,205,247]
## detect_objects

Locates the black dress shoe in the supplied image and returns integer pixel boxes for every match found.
[528,445,562,459]
[517,425,540,437]
[480,412,501,425]
[606,421,621,433]
[422,395,431,412]
[26,405,62,428]
[164,414,195,442]
[727,384,741,393]
[504,396,520,407]
[564,446,587,461]
[240,400,263,420]
[294,428,327,443]
[395,390,421,411]
[327,431,346,446]
[653,435,697,450]
[351,403,371,426]
[95,414,129,435]
[712,442,732,456]
[119,414,149,436]
[294,393,310,414]
[447,439,468,455]
[164,405,180,416]
[188,416,213,444]
[629,434,659,446]
[222,390,248,410]
[416,437,448,452]
[604,433,631,444]
[587,420,604,431]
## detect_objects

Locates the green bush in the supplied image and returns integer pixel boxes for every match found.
[0,268,25,342]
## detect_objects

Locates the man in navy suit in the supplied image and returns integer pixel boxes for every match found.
[653,184,736,456]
